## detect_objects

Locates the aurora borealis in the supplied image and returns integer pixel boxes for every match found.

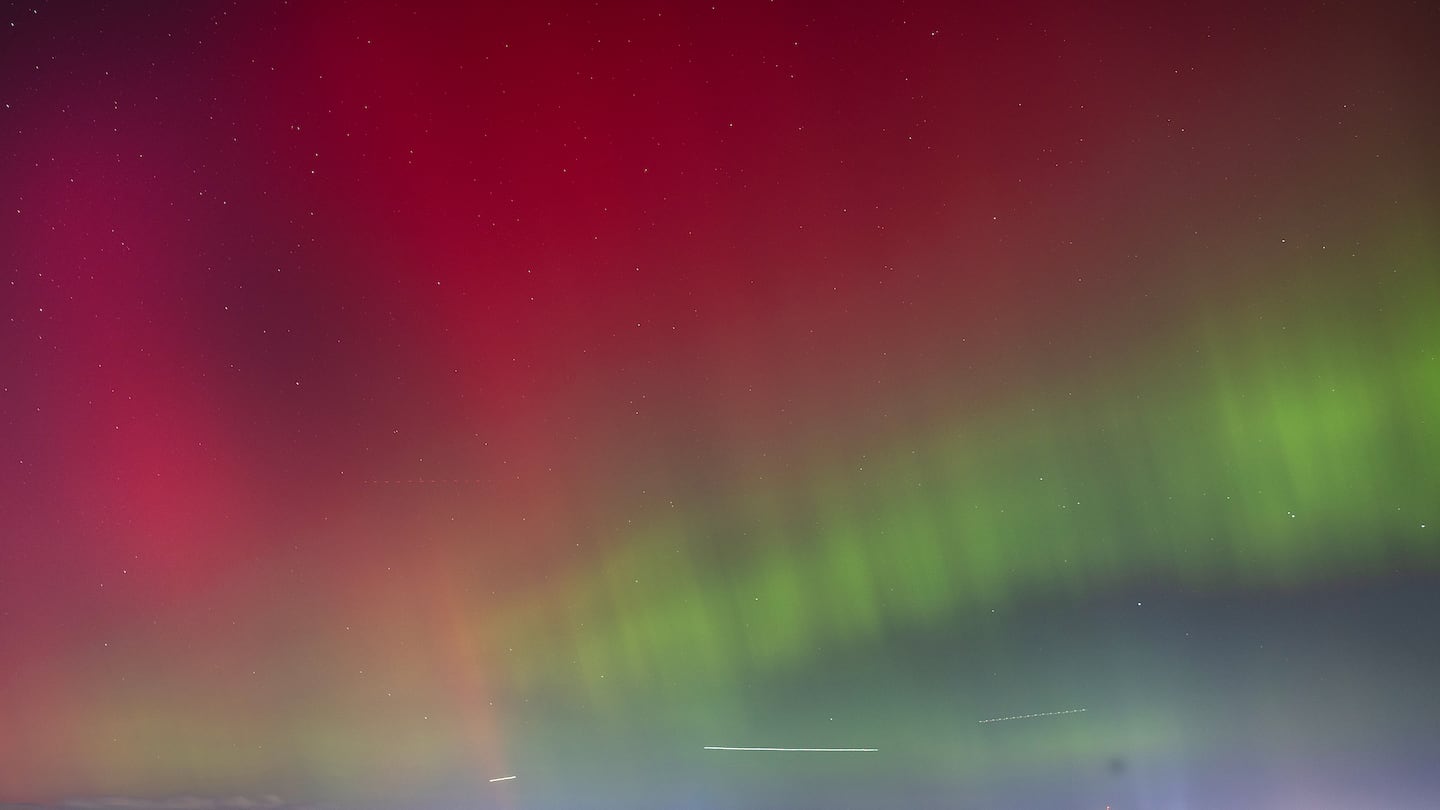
[2,1,1439,808]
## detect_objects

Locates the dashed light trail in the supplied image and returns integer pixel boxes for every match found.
[703,746,878,752]
[978,708,1087,724]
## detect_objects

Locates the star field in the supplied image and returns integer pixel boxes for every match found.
[1,1,1438,808]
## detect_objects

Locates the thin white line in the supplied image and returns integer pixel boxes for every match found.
[704,746,877,752]
[488,775,517,782]
[978,708,1087,724]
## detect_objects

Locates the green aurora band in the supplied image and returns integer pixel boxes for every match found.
[496,222,1440,713]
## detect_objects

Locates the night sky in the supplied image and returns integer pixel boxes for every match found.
[2,1,1439,808]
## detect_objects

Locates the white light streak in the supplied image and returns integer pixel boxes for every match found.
[978,708,1087,724]
[703,746,877,752]
[488,775,517,782]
